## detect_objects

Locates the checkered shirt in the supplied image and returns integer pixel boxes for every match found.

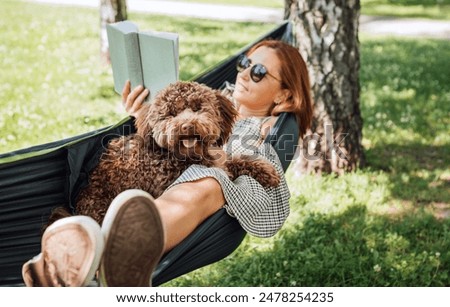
[167,117,291,238]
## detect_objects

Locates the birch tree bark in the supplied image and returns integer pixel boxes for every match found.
[285,0,365,174]
[100,0,128,65]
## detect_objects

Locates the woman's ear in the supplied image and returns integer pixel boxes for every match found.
[275,89,292,104]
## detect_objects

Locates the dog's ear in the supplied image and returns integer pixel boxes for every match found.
[215,91,238,147]
[134,102,155,139]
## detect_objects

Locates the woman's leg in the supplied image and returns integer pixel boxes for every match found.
[98,178,225,286]
[154,177,225,252]
[23,178,225,286]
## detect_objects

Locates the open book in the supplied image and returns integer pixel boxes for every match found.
[106,21,179,101]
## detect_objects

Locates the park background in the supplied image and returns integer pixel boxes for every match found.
[0,0,449,286]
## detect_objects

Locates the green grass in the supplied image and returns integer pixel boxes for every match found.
[361,0,450,19]
[180,0,450,19]
[1,0,449,286]
[177,0,284,8]
[0,0,274,154]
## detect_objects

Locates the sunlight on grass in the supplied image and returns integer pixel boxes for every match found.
[0,2,122,152]
[359,37,450,147]
[362,3,450,19]
[178,0,284,8]
[361,0,450,19]
[0,1,274,154]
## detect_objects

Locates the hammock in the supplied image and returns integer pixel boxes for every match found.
[0,21,297,286]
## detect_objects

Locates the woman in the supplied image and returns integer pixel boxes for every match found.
[22,40,313,287]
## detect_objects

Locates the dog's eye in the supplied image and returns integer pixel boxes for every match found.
[189,100,202,112]
[159,111,174,118]
[169,107,178,117]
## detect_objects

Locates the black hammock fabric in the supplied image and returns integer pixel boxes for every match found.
[0,21,297,286]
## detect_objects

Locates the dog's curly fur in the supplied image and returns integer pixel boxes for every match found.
[49,81,280,226]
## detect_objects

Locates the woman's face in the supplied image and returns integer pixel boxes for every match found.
[233,46,283,117]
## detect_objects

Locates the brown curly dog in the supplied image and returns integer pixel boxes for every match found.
[48,81,280,226]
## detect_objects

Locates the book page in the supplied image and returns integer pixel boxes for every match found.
[138,31,179,101]
[107,21,144,94]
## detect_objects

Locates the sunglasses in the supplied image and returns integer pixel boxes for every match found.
[236,55,282,83]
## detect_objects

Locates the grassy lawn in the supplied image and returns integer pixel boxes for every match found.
[177,0,284,8]
[1,0,449,286]
[0,0,274,154]
[361,0,450,19]
[177,0,450,19]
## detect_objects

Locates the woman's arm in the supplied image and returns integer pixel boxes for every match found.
[167,140,291,238]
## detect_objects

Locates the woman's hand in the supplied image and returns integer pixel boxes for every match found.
[122,80,150,118]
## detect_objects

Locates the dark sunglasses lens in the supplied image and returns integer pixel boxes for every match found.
[251,64,267,83]
[236,55,250,72]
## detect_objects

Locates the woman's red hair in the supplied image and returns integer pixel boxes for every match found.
[247,40,313,138]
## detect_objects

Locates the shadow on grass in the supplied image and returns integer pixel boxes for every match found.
[171,205,449,286]
[365,143,450,218]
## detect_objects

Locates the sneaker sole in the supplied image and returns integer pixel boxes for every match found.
[99,190,165,287]
[22,253,49,287]
[40,216,104,286]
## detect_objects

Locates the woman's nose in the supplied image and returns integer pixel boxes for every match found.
[239,67,251,81]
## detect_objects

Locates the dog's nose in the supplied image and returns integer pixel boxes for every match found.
[180,123,191,133]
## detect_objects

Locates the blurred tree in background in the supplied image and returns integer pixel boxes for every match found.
[100,0,128,65]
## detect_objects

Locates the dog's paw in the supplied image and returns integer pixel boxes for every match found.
[225,156,281,188]
[247,158,281,188]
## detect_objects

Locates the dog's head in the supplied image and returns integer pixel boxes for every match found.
[135,81,237,160]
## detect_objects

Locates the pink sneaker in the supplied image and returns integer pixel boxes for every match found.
[99,190,165,287]
[22,215,104,287]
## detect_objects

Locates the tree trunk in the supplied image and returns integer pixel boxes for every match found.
[100,0,128,65]
[285,0,365,174]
